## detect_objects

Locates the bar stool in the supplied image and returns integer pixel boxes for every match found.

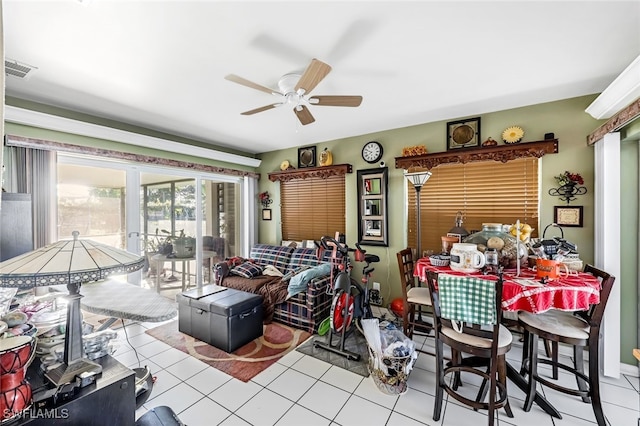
[518,264,615,426]
[426,271,514,425]
[396,248,433,347]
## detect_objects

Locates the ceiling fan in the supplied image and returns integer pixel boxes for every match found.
[225,58,362,125]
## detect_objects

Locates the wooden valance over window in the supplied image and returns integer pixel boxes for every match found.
[5,135,260,179]
[407,158,539,252]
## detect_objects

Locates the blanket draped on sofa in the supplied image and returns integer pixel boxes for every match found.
[215,244,334,333]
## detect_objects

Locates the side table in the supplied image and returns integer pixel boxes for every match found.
[11,355,135,425]
[152,250,217,293]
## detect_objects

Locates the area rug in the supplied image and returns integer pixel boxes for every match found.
[145,320,311,382]
[296,331,370,377]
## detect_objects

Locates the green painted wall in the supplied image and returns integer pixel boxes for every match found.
[257,94,639,364]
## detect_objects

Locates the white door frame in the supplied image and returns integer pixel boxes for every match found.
[594,132,621,378]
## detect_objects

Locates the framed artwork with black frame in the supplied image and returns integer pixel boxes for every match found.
[298,146,316,168]
[446,117,481,150]
[554,205,583,227]
[357,167,389,246]
[262,209,272,221]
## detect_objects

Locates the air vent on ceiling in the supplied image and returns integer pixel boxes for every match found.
[5,59,38,79]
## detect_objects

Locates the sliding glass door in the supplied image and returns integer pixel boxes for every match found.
[58,154,245,289]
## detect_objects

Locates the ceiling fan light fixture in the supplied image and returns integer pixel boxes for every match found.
[226,58,362,125]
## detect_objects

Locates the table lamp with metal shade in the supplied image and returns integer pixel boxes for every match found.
[0,231,144,386]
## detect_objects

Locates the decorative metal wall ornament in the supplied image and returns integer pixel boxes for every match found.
[548,183,587,204]
[549,171,587,204]
[258,191,273,208]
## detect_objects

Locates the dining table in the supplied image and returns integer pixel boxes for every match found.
[414,257,602,419]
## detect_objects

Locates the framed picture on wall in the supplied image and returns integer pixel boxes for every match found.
[298,146,317,168]
[554,206,583,227]
[447,117,481,150]
[262,209,272,221]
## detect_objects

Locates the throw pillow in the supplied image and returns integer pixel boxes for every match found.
[287,263,331,298]
[230,262,263,279]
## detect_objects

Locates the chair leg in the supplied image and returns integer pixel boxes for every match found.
[588,339,606,426]
[498,355,514,418]
[488,357,498,426]
[520,330,530,376]
[523,333,538,412]
[451,349,463,390]
[573,345,590,403]
[475,374,488,411]
[551,341,559,379]
[402,306,409,337]
[433,338,445,422]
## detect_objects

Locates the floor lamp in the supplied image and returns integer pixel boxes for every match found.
[404,170,432,258]
[0,231,145,386]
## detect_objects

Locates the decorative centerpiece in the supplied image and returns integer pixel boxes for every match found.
[501,126,524,144]
[463,223,528,269]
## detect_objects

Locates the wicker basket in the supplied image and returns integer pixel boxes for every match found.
[429,255,450,267]
[367,346,415,395]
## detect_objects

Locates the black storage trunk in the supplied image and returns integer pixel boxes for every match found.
[177,285,263,353]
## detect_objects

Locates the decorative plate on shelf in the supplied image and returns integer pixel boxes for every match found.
[502,126,524,144]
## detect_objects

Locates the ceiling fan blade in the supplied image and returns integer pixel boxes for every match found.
[309,95,363,107]
[241,104,279,115]
[294,105,315,125]
[225,74,282,95]
[295,59,332,95]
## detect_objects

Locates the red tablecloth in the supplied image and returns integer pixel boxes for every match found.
[414,258,601,314]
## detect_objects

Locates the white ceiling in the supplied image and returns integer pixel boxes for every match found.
[4,1,640,156]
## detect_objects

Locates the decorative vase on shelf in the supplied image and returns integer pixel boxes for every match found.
[319,147,333,166]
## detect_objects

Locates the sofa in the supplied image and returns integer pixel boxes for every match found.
[213,244,335,334]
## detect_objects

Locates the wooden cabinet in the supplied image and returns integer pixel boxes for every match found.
[357,168,388,246]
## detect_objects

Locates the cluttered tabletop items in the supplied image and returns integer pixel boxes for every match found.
[415,222,600,314]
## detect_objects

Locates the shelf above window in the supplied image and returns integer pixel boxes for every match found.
[268,164,352,182]
[394,139,558,170]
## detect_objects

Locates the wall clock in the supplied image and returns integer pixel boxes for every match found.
[362,141,383,164]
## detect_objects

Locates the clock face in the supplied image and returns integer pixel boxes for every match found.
[362,141,383,163]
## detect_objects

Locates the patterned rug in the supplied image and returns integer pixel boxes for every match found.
[145,320,311,382]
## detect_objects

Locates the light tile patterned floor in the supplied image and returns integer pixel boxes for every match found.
[106,313,639,426]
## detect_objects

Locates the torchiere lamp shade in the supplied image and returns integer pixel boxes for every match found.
[0,231,145,287]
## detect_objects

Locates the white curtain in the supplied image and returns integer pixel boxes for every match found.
[3,146,57,248]
[1,1,5,203]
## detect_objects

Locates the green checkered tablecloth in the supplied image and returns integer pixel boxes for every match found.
[438,274,496,325]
